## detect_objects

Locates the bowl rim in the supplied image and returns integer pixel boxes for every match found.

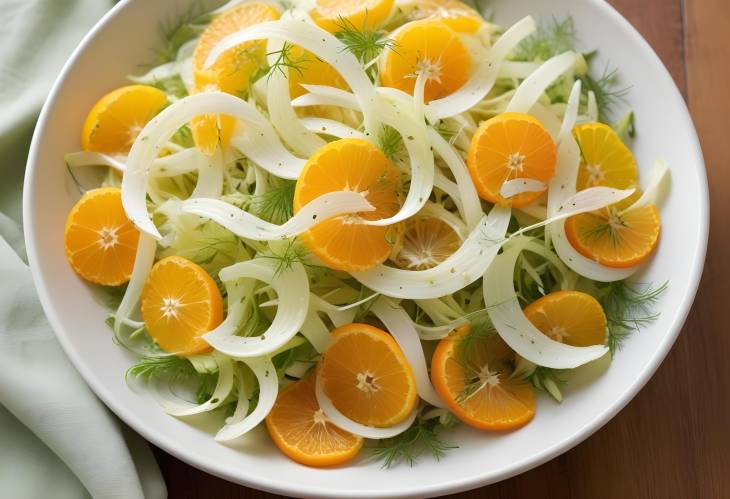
[22,0,710,497]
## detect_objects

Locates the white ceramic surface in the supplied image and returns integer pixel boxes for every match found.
[23,0,709,497]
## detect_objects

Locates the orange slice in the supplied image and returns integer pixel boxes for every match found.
[573,123,638,191]
[380,20,471,102]
[81,85,167,154]
[311,0,394,33]
[191,2,281,154]
[407,0,483,33]
[293,138,402,272]
[467,112,557,207]
[266,375,364,467]
[140,256,222,356]
[287,45,350,99]
[565,202,661,268]
[523,291,607,347]
[392,216,461,270]
[431,326,535,431]
[317,323,418,427]
[64,187,140,286]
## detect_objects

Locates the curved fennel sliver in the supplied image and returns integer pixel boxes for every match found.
[297,85,436,229]
[150,352,235,416]
[190,149,223,199]
[350,205,511,300]
[428,128,483,231]
[299,309,332,353]
[425,16,537,120]
[215,356,278,441]
[484,237,609,369]
[500,178,547,198]
[65,148,206,178]
[181,191,374,241]
[203,19,378,134]
[358,88,434,227]
[265,37,326,157]
[113,233,157,339]
[371,298,446,408]
[315,375,418,439]
[123,92,304,239]
[299,117,366,140]
[506,51,579,114]
[206,259,309,358]
[222,364,252,427]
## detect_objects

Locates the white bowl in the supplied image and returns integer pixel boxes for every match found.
[23,0,708,497]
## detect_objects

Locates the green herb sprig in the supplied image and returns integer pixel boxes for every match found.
[600,281,668,355]
[372,413,457,468]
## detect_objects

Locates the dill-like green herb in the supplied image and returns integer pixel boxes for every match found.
[578,64,630,124]
[263,42,309,82]
[252,180,296,224]
[458,309,497,357]
[378,125,404,161]
[599,281,668,355]
[260,238,310,276]
[513,17,577,62]
[372,415,457,468]
[126,355,195,382]
[156,2,212,65]
[334,16,396,79]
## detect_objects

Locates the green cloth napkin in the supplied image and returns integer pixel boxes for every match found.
[0,1,166,497]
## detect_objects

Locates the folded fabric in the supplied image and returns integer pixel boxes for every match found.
[0,0,168,497]
[0,234,167,499]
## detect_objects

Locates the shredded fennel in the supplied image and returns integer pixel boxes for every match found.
[66,1,672,459]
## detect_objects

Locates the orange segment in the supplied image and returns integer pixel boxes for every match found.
[266,375,364,467]
[573,123,638,191]
[392,216,461,270]
[523,291,607,347]
[431,326,535,431]
[467,112,557,207]
[191,2,280,154]
[380,20,471,102]
[140,256,222,356]
[565,203,661,268]
[407,0,483,33]
[287,45,350,99]
[317,323,418,427]
[81,85,167,154]
[293,138,402,272]
[64,187,140,286]
[311,0,394,33]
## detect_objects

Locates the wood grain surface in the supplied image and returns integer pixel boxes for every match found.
[152,1,730,497]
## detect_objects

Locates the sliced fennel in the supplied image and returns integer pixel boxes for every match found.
[203,19,378,133]
[205,259,309,358]
[506,52,579,114]
[150,352,234,416]
[371,298,445,408]
[351,206,511,299]
[484,237,609,368]
[181,191,373,241]
[315,375,418,439]
[215,356,278,441]
[426,16,537,120]
[123,92,307,239]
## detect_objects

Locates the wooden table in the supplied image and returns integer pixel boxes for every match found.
[153,1,730,496]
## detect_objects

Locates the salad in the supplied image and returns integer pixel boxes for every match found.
[62,0,669,468]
